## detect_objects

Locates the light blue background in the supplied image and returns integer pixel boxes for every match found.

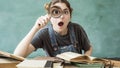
[0,0,120,58]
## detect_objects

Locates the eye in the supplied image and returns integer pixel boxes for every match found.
[64,10,69,15]
[52,9,60,15]
[51,8,62,18]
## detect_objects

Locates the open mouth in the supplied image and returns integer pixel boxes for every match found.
[58,22,64,26]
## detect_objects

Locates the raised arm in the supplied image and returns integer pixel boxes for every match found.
[14,14,50,57]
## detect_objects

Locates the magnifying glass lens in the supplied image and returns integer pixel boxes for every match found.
[50,7,62,18]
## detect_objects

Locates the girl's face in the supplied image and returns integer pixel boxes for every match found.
[50,3,71,33]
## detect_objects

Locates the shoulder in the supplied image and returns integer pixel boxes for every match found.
[69,22,88,37]
[36,26,49,37]
[70,22,85,31]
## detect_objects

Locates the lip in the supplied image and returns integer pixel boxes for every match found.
[58,21,64,26]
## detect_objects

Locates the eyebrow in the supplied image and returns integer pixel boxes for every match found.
[51,6,61,9]
[63,8,69,11]
[51,5,69,11]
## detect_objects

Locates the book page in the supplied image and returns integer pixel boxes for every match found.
[56,52,82,61]
[70,55,91,62]
[0,51,11,57]
[56,52,106,63]
[73,55,106,63]
[88,56,96,60]
[83,56,107,63]
[91,57,107,62]
[17,60,48,68]
[0,50,25,61]
[53,62,63,68]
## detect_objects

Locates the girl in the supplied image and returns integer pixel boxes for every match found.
[14,0,92,57]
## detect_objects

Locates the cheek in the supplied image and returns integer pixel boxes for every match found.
[65,15,71,22]
[50,18,56,25]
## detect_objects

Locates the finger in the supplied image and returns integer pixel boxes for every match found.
[36,17,43,26]
[36,18,41,26]
[40,18,47,27]
[46,14,51,20]
[42,15,50,24]
[38,16,45,26]
[44,14,51,24]
[36,15,50,28]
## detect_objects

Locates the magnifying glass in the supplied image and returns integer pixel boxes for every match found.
[49,6,63,18]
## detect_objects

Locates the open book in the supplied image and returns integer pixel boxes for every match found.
[0,50,25,61]
[56,52,107,63]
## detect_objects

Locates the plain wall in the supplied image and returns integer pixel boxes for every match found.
[0,0,120,58]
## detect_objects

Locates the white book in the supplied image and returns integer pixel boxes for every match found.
[16,60,53,68]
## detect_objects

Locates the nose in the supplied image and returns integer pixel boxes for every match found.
[60,14,64,19]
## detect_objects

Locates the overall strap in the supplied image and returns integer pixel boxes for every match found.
[69,24,78,48]
[48,23,79,52]
[69,23,81,53]
[48,24,58,51]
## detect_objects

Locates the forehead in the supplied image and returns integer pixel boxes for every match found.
[53,3,69,10]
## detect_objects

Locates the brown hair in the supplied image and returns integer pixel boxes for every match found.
[45,0,73,17]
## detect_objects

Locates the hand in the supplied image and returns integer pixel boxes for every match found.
[34,14,50,30]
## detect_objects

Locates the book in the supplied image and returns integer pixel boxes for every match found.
[0,57,21,68]
[16,60,53,68]
[0,50,24,68]
[56,52,107,63]
[71,62,105,68]
[0,50,25,61]
[53,62,63,68]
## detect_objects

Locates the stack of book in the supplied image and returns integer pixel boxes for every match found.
[0,50,24,68]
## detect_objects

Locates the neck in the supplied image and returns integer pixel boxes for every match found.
[54,28,68,36]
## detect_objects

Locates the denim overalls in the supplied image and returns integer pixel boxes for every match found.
[48,24,79,56]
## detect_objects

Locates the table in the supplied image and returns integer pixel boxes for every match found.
[34,56,120,68]
[1,57,120,68]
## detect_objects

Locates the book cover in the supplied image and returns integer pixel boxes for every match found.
[71,62,105,68]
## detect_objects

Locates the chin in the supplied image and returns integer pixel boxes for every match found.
[55,27,63,32]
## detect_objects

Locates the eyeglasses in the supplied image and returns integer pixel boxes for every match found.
[49,6,70,18]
